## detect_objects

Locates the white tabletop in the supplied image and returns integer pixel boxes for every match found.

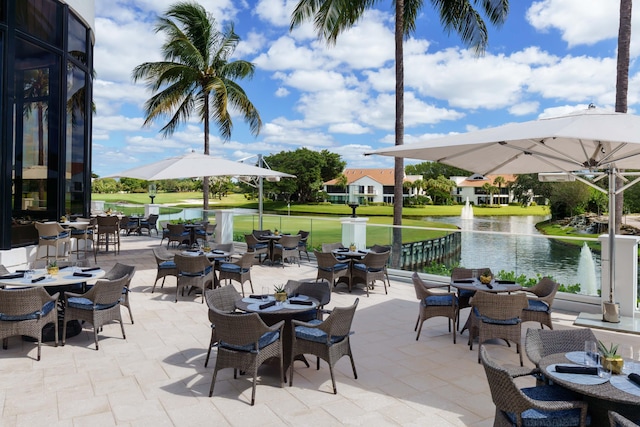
[0,267,106,287]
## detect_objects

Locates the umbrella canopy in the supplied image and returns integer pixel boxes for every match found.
[367,107,640,175]
[105,152,295,180]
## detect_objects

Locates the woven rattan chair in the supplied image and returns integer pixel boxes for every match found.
[62,275,129,350]
[119,215,138,236]
[451,267,493,330]
[69,218,95,260]
[139,214,159,236]
[0,287,58,360]
[35,222,70,262]
[480,345,590,427]
[94,215,120,262]
[609,411,638,427]
[285,279,332,320]
[272,234,301,267]
[470,291,528,366]
[174,254,214,303]
[103,263,136,324]
[351,251,390,296]
[204,286,241,367]
[208,306,285,406]
[314,250,350,289]
[321,242,345,253]
[151,247,177,293]
[244,233,269,263]
[521,277,560,330]
[297,230,310,261]
[289,298,358,394]
[370,244,391,287]
[166,223,190,249]
[218,252,254,297]
[412,272,457,343]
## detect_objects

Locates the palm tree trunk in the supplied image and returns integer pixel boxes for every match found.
[203,95,210,212]
[614,0,631,235]
[391,0,404,269]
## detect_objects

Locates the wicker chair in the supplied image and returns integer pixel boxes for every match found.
[119,215,139,236]
[521,277,559,330]
[35,221,71,261]
[94,215,120,261]
[285,279,332,320]
[166,223,190,249]
[208,306,285,406]
[370,244,391,287]
[297,230,310,261]
[469,291,528,366]
[244,233,269,263]
[351,251,390,296]
[151,247,177,293]
[412,272,457,343]
[62,275,129,350]
[103,263,136,324]
[203,285,242,367]
[69,218,95,260]
[314,250,350,289]
[321,242,345,252]
[218,252,255,297]
[174,254,214,303]
[451,267,493,330]
[139,214,159,235]
[609,411,639,427]
[272,234,301,267]
[0,287,59,360]
[480,345,590,427]
[289,298,359,394]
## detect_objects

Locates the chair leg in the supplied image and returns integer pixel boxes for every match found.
[415,319,424,341]
[119,319,126,340]
[328,364,337,394]
[94,326,99,350]
[37,336,42,361]
[209,368,218,397]
[348,347,358,379]
[126,305,134,324]
[205,330,215,368]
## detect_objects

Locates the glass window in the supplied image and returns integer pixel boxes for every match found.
[67,12,86,65]
[65,61,86,215]
[15,0,62,47]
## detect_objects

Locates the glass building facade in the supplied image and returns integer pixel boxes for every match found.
[0,0,94,249]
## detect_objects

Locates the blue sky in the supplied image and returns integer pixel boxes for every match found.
[91,0,640,178]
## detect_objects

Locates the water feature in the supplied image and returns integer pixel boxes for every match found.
[577,242,598,295]
[424,215,602,290]
[460,197,474,220]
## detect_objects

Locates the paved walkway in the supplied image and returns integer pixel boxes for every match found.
[0,235,637,426]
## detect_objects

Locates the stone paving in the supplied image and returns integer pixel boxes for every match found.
[0,234,637,426]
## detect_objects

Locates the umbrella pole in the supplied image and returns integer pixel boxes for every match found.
[603,167,620,322]
[258,155,264,230]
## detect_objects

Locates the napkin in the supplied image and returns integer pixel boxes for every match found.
[31,276,45,283]
[337,248,348,252]
[0,273,24,279]
[455,279,474,284]
[496,280,516,284]
[73,272,93,278]
[289,300,313,306]
[58,265,70,270]
[187,249,199,252]
[628,373,640,387]
[555,365,598,375]
[82,267,101,272]
[358,250,367,254]
[259,301,276,310]
[485,283,494,289]
[249,294,265,299]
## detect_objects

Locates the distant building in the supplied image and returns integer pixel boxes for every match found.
[451,174,516,205]
[323,169,422,204]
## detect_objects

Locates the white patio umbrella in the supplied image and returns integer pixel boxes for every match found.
[367,106,640,321]
[105,151,295,228]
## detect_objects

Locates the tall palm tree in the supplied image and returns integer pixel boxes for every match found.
[133,2,262,210]
[290,0,509,266]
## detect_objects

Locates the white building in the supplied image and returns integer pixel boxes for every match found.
[323,169,422,204]
[451,174,516,205]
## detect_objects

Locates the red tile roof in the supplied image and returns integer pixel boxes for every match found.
[325,169,415,186]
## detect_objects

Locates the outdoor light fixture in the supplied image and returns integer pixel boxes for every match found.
[148,183,157,203]
[538,172,576,182]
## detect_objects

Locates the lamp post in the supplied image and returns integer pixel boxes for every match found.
[148,183,157,204]
[347,185,359,217]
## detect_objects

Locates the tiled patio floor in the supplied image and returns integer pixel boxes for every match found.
[1,235,637,426]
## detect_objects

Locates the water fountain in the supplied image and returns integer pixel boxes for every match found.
[577,242,598,295]
[461,197,474,220]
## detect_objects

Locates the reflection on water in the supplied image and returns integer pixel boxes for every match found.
[423,215,601,289]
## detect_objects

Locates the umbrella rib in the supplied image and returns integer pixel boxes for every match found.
[498,141,586,169]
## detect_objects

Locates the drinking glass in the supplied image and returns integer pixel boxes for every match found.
[261,286,269,302]
[584,341,598,366]
[621,344,635,374]
[598,354,612,379]
[471,269,478,280]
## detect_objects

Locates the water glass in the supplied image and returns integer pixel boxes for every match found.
[598,354,612,379]
[584,341,598,366]
[621,344,635,374]
[261,286,269,302]
[471,269,478,280]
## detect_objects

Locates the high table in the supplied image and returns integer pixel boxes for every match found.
[235,295,318,376]
[0,267,106,341]
[540,352,640,425]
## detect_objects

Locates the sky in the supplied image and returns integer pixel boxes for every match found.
[91,0,640,178]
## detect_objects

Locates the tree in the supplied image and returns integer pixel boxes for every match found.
[290,0,509,267]
[549,182,591,219]
[481,182,498,205]
[405,162,470,180]
[132,1,262,210]
[262,148,346,203]
[425,175,455,205]
[335,173,349,203]
[510,174,552,206]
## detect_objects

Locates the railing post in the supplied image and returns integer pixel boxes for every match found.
[215,210,235,244]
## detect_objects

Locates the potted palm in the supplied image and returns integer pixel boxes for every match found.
[598,340,624,374]
[274,284,287,302]
[46,260,59,275]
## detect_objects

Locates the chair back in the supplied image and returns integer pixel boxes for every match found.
[97,215,119,232]
[252,229,271,240]
[167,223,186,236]
[205,286,241,313]
[412,272,448,299]
[360,251,390,270]
[213,243,233,253]
[152,247,174,264]
[370,244,391,253]
[451,267,493,280]
[174,253,210,274]
[145,214,159,226]
[244,234,263,248]
[103,263,136,283]
[0,287,53,316]
[322,242,344,252]
[319,298,359,338]
[297,230,309,240]
[525,328,597,367]
[236,252,255,268]
[35,222,65,237]
[472,291,528,320]
[209,306,271,347]
[314,250,341,268]
[527,277,559,304]
[278,234,301,249]
[92,275,130,306]
[286,280,331,306]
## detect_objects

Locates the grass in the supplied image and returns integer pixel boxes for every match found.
[536,220,601,252]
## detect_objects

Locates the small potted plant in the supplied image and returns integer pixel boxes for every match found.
[349,242,357,251]
[479,269,492,285]
[47,260,59,276]
[274,284,287,302]
[598,340,624,374]
[274,229,280,236]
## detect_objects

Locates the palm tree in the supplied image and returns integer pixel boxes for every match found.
[290,0,509,267]
[493,175,506,204]
[132,1,262,210]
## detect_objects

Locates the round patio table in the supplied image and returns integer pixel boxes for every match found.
[540,352,640,425]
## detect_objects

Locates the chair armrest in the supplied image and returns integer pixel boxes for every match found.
[291,318,323,329]
[504,364,538,378]
[266,320,285,334]
[45,292,59,303]
[63,291,84,301]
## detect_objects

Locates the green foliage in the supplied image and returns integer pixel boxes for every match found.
[92,178,120,193]
[597,340,620,357]
[405,162,471,180]
[423,263,457,276]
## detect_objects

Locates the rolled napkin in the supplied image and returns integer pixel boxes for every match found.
[496,280,516,284]
[455,279,474,284]
[289,300,313,306]
[485,283,494,289]
[31,276,46,283]
[259,300,276,310]
[82,267,101,272]
[249,294,265,299]
[288,293,300,299]
[628,373,640,386]
[358,250,367,254]
[187,249,199,252]
[555,365,598,375]
[58,265,70,270]
[14,270,28,273]
[73,272,93,278]
[0,273,24,279]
